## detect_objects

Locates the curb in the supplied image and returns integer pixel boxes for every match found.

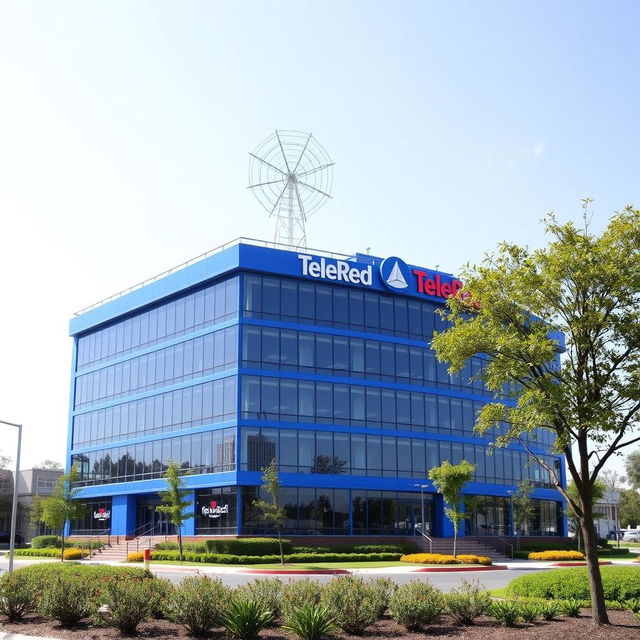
[238,568,350,575]
[410,564,508,573]
[551,561,613,567]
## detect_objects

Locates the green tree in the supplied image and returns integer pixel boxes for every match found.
[428,460,476,557]
[624,450,640,489]
[156,460,194,562]
[36,460,63,470]
[255,458,286,564]
[431,205,640,626]
[35,465,86,561]
[511,480,534,549]
[619,489,640,528]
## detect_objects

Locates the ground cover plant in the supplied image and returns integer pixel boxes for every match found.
[320,575,382,634]
[400,552,492,565]
[388,580,446,631]
[445,579,492,624]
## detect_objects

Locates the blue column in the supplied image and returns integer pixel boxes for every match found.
[458,499,466,538]
[181,490,196,537]
[111,495,136,536]
[435,494,454,537]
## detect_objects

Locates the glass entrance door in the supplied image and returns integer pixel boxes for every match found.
[136,497,175,535]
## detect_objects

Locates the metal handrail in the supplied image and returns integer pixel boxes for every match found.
[73,237,355,316]
[69,528,111,558]
[474,533,514,559]
[415,525,433,554]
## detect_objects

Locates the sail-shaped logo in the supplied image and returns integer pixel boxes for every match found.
[380,256,411,291]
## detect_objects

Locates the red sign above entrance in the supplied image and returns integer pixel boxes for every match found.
[412,269,463,299]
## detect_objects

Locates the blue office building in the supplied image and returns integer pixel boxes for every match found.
[67,240,566,539]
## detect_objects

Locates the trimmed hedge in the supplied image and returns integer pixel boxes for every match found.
[155,541,206,553]
[14,548,89,560]
[400,553,491,565]
[528,550,585,561]
[137,551,403,564]
[506,566,640,601]
[293,543,418,555]
[31,535,62,549]
[203,538,293,556]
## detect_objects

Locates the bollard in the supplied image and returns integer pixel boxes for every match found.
[143,548,150,571]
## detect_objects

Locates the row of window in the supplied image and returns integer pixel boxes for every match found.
[240,427,559,487]
[72,428,237,486]
[243,487,563,537]
[244,275,446,340]
[77,277,239,370]
[242,324,490,395]
[72,377,237,448]
[240,375,554,447]
[75,326,238,409]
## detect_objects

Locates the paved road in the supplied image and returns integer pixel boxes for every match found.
[150,567,539,590]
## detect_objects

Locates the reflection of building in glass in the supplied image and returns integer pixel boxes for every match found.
[246,435,276,471]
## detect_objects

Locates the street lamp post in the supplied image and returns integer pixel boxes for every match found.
[1,419,22,575]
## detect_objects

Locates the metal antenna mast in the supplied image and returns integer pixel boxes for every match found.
[248,130,334,249]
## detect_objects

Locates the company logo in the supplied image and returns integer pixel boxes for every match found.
[93,508,111,521]
[380,256,411,291]
[298,254,372,286]
[413,269,463,299]
[201,501,229,519]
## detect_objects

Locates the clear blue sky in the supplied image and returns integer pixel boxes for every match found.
[0,1,638,471]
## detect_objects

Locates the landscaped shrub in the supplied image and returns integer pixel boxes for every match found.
[491,601,520,627]
[162,576,228,636]
[148,550,402,564]
[154,541,207,553]
[445,579,492,625]
[388,581,445,631]
[128,551,145,562]
[519,542,578,552]
[506,566,640,601]
[456,554,492,566]
[30,534,62,548]
[560,599,583,617]
[94,579,157,634]
[517,601,541,623]
[204,537,293,556]
[38,576,92,627]
[236,578,283,622]
[220,598,274,640]
[539,601,560,620]
[320,576,381,635]
[13,547,89,559]
[0,574,36,621]
[283,603,336,640]
[282,579,323,618]
[528,550,585,561]
[400,552,491,565]
[368,577,397,618]
[625,597,640,613]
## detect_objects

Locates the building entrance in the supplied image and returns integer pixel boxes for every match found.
[136,497,175,535]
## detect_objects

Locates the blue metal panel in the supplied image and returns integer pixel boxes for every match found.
[181,490,196,536]
[70,245,241,335]
[112,494,136,536]
[66,337,79,472]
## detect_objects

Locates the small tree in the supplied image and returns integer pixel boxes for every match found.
[429,460,476,557]
[36,460,63,470]
[35,465,86,561]
[511,480,534,549]
[255,458,286,564]
[619,488,640,528]
[156,460,193,562]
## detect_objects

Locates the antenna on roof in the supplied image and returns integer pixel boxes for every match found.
[248,130,335,250]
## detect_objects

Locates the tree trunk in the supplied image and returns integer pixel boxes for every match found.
[453,526,458,558]
[277,527,284,565]
[581,509,609,625]
[178,530,184,563]
[61,527,65,563]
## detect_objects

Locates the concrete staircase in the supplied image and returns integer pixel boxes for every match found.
[417,536,513,563]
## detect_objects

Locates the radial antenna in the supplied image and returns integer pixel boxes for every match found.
[248,130,334,249]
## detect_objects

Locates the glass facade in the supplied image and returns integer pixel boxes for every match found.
[72,429,236,486]
[69,249,565,539]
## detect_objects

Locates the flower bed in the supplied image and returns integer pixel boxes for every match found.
[528,550,585,561]
[400,553,492,565]
[13,548,89,560]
